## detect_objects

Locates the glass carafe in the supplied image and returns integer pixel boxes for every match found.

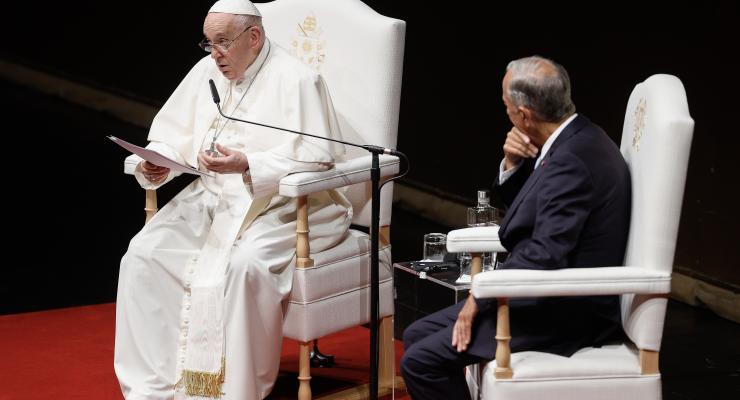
[458,190,500,282]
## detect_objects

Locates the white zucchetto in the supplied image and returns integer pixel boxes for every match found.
[208,0,262,16]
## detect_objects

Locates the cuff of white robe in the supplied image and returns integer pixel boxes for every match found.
[243,151,279,199]
[124,144,181,189]
[133,167,177,190]
[499,159,522,184]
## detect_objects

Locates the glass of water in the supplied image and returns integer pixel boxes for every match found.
[422,233,447,261]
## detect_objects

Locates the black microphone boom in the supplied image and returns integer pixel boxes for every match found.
[207,79,400,157]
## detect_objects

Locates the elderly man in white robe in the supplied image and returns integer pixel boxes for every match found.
[114,0,352,399]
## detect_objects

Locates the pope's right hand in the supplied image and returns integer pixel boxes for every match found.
[503,127,539,170]
[137,161,170,183]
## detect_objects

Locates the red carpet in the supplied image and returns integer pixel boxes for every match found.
[0,304,409,399]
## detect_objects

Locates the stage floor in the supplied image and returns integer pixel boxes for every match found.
[0,80,738,400]
[0,303,410,399]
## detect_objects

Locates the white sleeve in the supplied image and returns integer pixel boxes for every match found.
[499,158,522,184]
[130,142,184,189]
[244,150,330,199]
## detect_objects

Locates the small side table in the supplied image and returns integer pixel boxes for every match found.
[393,262,470,340]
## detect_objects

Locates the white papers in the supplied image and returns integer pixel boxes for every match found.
[108,135,213,178]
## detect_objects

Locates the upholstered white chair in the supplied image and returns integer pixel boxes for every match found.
[257,1,405,398]
[446,74,694,400]
[125,1,405,399]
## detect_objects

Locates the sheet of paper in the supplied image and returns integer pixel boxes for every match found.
[108,135,213,178]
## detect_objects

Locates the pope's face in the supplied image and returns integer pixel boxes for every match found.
[203,13,257,80]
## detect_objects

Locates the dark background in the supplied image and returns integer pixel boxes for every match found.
[1,0,738,313]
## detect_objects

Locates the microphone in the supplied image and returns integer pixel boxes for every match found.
[206,79,402,157]
[208,79,221,105]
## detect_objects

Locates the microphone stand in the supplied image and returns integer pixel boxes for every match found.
[209,80,401,400]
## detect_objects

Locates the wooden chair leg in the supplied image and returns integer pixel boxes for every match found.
[494,298,513,379]
[295,196,315,399]
[378,227,405,393]
[379,316,394,389]
[640,349,659,374]
[471,252,483,276]
[298,341,312,400]
[296,195,314,268]
[144,189,157,224]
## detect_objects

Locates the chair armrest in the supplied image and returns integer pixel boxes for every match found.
[472,266,671,299]
[278,154,400,197]
[446,226,507,253]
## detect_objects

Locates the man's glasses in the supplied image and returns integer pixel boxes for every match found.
[199,25,254,53]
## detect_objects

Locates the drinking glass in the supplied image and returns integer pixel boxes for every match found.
[422,233,447,261]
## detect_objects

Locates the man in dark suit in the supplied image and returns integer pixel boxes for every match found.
[400,56,631,399]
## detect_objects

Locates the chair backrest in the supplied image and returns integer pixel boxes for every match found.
[619,74,694,351]
[257,0,406,227]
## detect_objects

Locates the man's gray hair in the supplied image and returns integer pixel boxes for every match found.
[233,14,264,33]
[506,56,576,122]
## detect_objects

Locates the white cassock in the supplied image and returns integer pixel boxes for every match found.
[114,38,352,400]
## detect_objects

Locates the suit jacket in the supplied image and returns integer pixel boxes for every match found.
[472,114,631,359]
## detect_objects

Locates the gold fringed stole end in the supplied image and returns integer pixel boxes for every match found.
[175,358,226,398]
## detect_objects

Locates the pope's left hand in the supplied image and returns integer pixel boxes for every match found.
[198,143,249,174]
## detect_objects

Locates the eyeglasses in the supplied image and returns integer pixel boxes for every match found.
[199,25,254,53]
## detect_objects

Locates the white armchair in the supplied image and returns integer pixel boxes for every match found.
[446,74,694,400]
[256,2,405,398]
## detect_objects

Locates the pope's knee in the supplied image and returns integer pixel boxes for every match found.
[126,230,156,259]
[119,233,157,283]
[226,242,259,282]
[226,259,252,283]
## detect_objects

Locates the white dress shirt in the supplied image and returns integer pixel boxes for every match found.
[498,113,578,183]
